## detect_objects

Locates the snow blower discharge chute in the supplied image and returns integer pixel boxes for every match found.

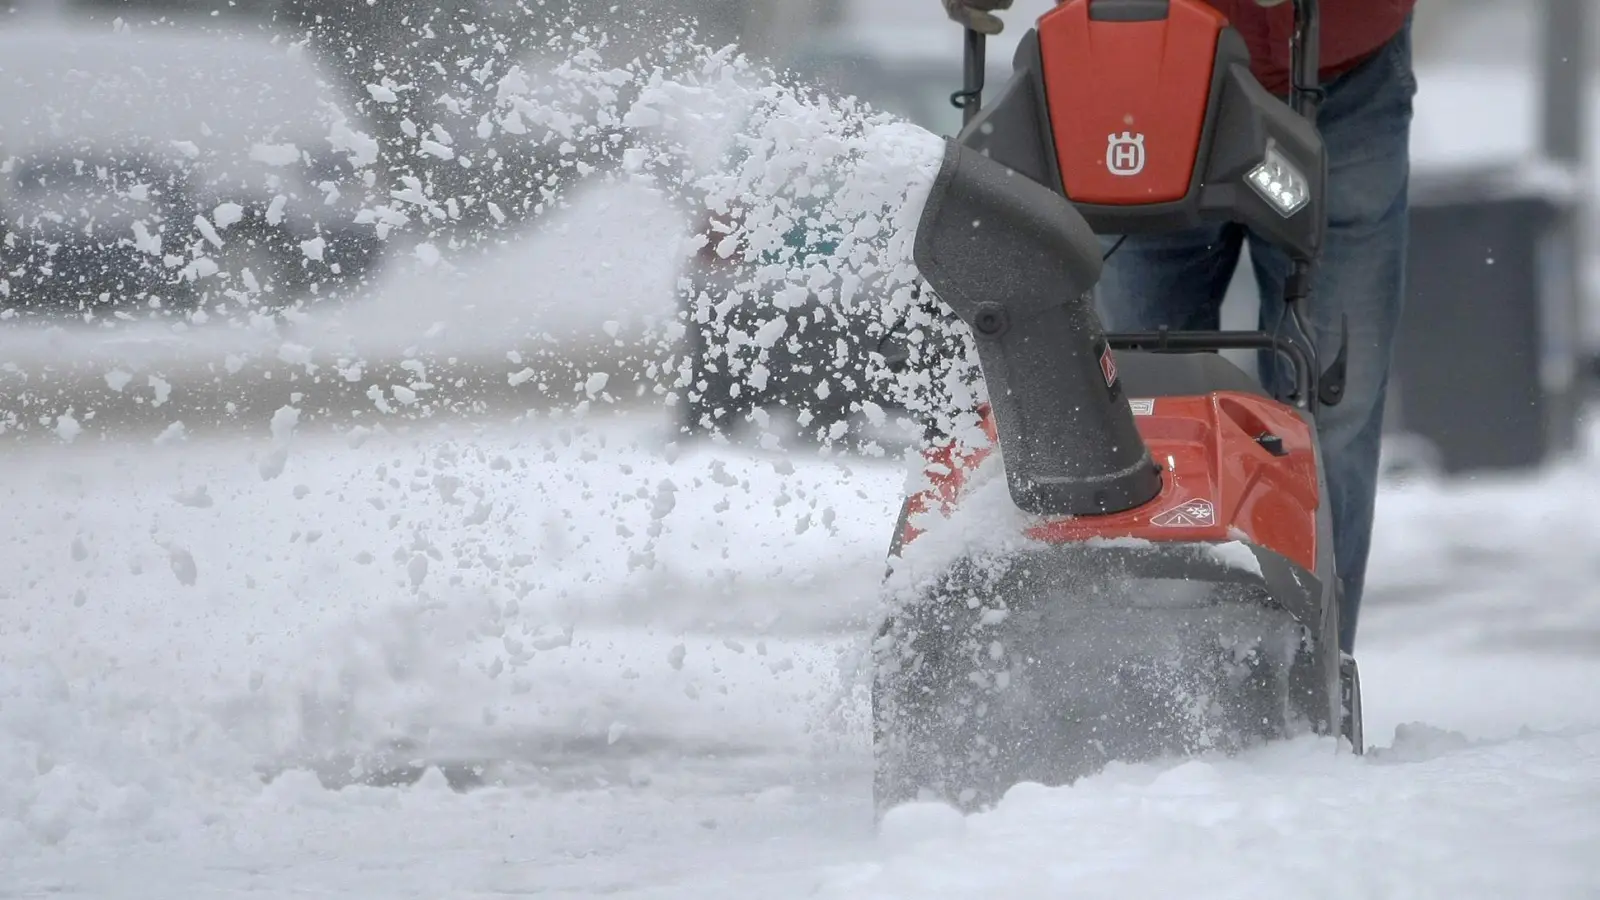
[872,0,1363,814]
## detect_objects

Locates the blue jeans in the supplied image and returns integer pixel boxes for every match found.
[1094,21,1417,654]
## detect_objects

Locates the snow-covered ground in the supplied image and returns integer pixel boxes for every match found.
[1,409,1597,897]
[2,12,1599,896]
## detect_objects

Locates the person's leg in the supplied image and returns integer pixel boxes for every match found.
[1093,223,1247,333]
[1250,19,1418,654]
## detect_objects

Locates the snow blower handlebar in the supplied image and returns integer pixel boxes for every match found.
[1281,0,1350,410]
[952,27,986,126]
[1284,0,1322,305]
[1290,0,1321,122]
[943,0,1345,412]
[907,0,1348,514]
[949,0,1329,283]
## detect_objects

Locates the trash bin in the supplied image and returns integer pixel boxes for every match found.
[1388,161,1586,474]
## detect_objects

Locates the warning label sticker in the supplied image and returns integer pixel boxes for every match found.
[1099,346,1118,387]
[1151,497,1216,528]
[1129,398,1154,416]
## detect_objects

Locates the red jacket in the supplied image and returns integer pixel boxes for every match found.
[1206,0,1416,95]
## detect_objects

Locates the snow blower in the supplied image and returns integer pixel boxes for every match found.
[872,0,1363,814]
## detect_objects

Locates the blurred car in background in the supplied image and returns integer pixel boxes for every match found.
[673,28,1007,445]
[0,22,386,319]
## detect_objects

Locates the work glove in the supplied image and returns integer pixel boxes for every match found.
[942,0,1012,35]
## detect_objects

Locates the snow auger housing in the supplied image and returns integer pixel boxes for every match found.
[872,0,1362,815]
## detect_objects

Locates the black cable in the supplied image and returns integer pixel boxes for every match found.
[1268,297,1295,404]
[1282,299,1320,408]
[1100,232,1126,261]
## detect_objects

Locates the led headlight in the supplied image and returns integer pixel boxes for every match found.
[1246,143,1311,217]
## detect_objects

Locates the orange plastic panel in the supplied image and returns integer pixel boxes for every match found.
[1036,0,1227,206]
[903,392,1321,573]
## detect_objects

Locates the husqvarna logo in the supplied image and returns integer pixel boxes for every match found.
[1107,132,1146,176]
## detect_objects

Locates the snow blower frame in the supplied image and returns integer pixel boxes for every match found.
[872,0,1364,815]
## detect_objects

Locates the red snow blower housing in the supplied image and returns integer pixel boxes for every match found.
[872,0,1362,814]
